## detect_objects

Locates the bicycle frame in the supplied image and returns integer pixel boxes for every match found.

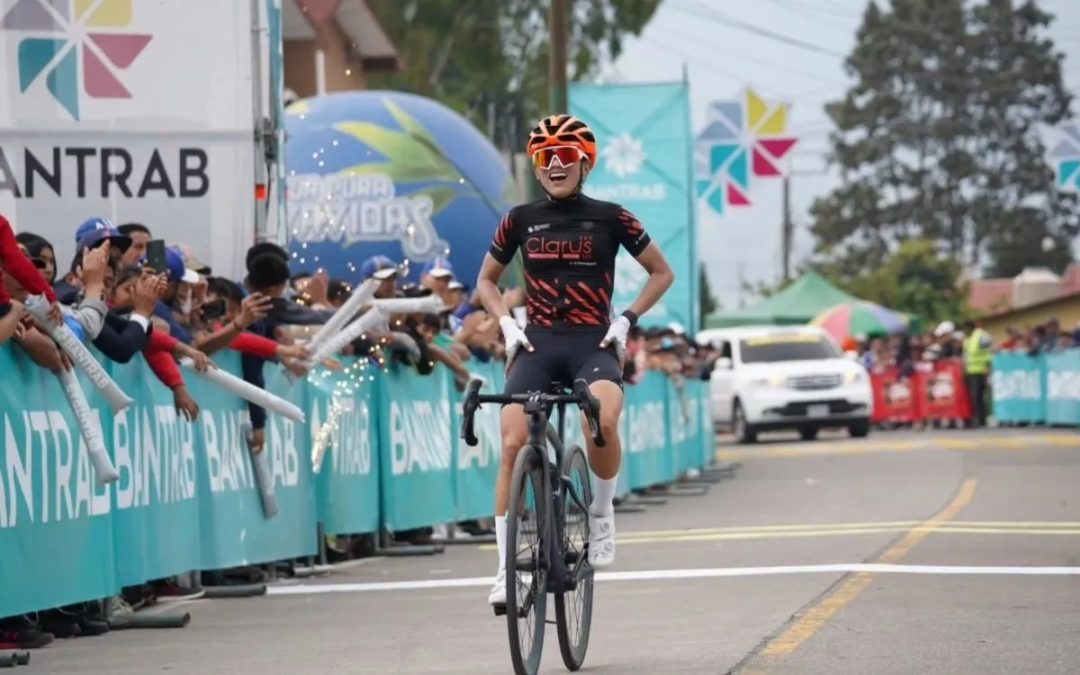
[518,399,592,595]
[460,378,603,597]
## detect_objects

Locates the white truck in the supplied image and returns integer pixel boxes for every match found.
[0,0,286,277]
[697,325,873,443]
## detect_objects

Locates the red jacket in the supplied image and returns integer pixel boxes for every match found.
[1,215,57,306]
[142,324,281,390]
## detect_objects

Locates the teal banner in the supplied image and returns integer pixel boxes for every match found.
[1045,350,1080,425]
[192,362,317,570]
[377,365,455,531]
[623,372,671,489]
[108,357,202,587]
[308,365,380,536]
[570,81,698,333]
[0,343,712,618]
[451,361,503,521]
[0,348,118,617]
[990,352,1046,424]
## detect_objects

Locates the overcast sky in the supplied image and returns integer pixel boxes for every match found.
[602,0,1080,310]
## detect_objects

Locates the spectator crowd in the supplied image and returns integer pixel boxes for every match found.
[0,212,716,651]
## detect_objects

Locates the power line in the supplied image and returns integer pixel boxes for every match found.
[650,23,848,87]
[807,0,863,17]
[669,0,847,59]
[764,0,853,32]
[636,35,786,97]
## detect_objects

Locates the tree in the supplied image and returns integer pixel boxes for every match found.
[835,238,969,325]
[699,263,719,318]
[810,0,1077,279]
[366,0,661,152]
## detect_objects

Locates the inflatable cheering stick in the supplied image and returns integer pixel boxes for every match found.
[242,422,279,518]
[57,368,119,485]
[304,277,378,357]
[308,307,385,368]
[25,295,133,413]
[179,358,305,423]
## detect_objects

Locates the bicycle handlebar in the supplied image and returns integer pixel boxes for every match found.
[460,378,606,448]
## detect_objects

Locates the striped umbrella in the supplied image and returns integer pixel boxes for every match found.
[810,300,909,342]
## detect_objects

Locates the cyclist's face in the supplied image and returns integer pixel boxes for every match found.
[536,157,586,199]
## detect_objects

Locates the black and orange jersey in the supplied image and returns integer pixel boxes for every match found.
[488,195,651,328]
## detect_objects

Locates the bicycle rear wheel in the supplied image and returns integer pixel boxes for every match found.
[506,445,549,675]
[555,445,594,671]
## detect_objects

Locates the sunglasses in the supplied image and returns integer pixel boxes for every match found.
[531,145,586,170]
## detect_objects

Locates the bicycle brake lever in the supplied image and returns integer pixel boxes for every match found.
[572,379,606,448]
[460,379,483,446]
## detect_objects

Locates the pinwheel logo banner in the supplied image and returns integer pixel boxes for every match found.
[695,88,797,215]
[1,0,153,120]
[570,81,698,332]
[1050,123,1080,193]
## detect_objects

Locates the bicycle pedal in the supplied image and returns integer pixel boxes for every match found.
[492,603,507,617]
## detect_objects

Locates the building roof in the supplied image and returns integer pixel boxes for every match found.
[967,278,1013,315]
[1061,263,1080,295]
[285,0,401,72]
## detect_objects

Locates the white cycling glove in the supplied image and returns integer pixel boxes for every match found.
[500,316,533,366]
[600,315,632,362]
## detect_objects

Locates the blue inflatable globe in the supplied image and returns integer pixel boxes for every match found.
[284,91,515,287]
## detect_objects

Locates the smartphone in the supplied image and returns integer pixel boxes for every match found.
[146,239,167,274]
[201,299,227,321]
[266,296,288,320]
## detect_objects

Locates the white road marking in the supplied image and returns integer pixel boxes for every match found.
[266,563,1080,596]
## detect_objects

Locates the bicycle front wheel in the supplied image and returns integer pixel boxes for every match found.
[555,444,594,671]
[506,444,549,675]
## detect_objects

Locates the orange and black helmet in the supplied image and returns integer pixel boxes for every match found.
[526,114,597,167]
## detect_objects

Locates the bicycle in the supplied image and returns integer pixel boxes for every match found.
[460,378,606,675]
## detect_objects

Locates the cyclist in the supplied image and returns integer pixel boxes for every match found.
[476,114,674,606]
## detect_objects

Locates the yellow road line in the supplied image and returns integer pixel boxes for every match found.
[476,517,1079,551]
[716,435,1080,462]
[758,478,977,657]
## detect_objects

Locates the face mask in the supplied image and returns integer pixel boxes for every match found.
[178,296,193,315]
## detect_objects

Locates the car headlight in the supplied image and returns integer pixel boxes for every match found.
[749,375,785,388]
[845,369,867,384]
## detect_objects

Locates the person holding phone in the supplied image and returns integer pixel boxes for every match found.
[141,243,201,343]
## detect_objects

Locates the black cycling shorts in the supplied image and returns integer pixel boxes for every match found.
[504,326,623,397]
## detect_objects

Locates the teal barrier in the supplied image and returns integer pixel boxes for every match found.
[1045,350,1080,426]
[0,344,713,618]
[990,349,1080,426]
[307,365,380,536]
[451,360,503,522]
[990,352,1047,424]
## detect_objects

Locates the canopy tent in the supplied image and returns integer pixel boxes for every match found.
[703,271,856,329]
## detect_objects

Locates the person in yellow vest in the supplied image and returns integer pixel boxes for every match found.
[962,319,993,427]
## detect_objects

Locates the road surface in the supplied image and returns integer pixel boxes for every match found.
[23,428,1080,674]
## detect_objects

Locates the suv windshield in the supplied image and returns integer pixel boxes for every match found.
[739,334,840,363]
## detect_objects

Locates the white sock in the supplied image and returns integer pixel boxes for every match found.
[591,475,618,517]
[494,516,507,574]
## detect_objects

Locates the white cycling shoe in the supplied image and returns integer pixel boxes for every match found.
[488,567,507,607]
[588,513,616,569]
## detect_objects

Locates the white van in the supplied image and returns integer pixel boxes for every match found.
[697,325,873,443]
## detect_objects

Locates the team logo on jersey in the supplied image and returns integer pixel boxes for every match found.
[524,234,594,261]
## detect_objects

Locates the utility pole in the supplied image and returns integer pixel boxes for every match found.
[781,174,792,283]
[549,0,568,113]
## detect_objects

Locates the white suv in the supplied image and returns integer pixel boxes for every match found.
[697,325,873,443]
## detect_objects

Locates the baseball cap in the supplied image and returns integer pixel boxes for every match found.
[143,246,200,284]
[421,256,454,278]
[360,255,400,281]
[74,217,132,253]
[176,243,211,275]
